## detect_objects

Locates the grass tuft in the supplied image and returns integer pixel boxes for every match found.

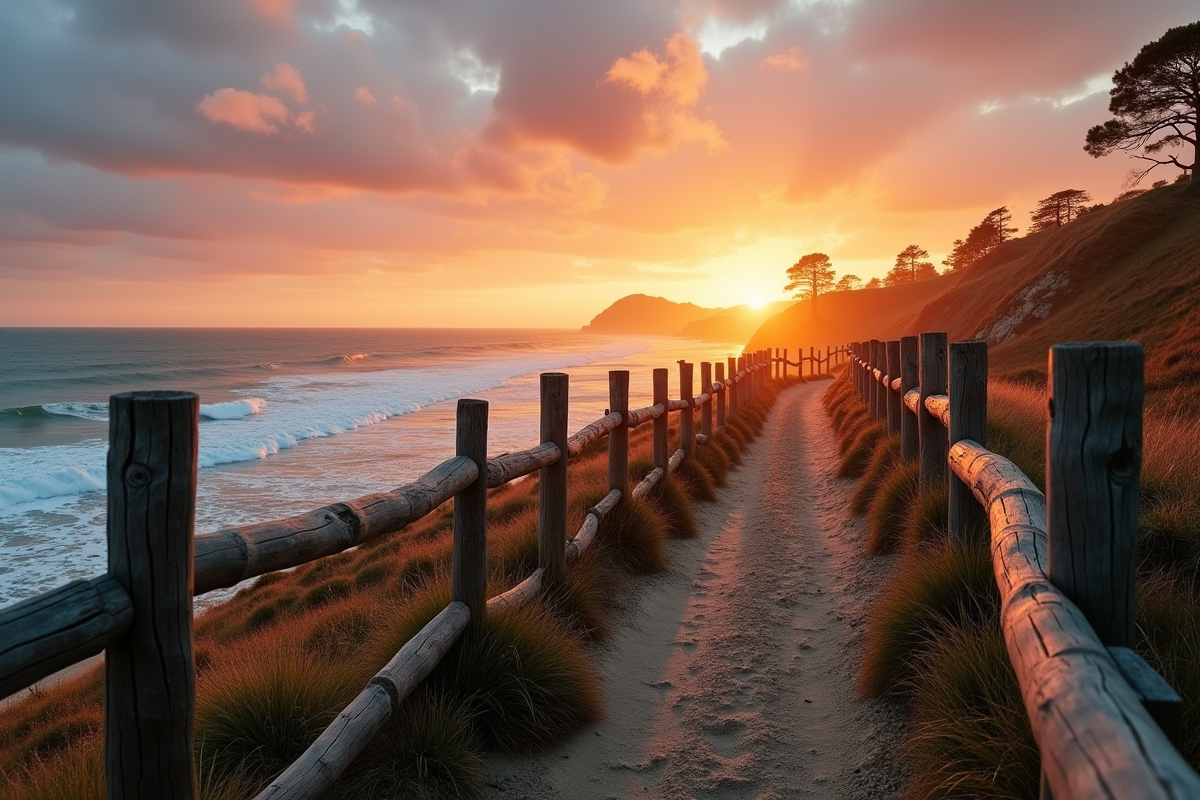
[194,641,356,784]
[596,496,667,574]
[850,436,902,516]
[674,456,717,502]
[867,463,920,556]
[653,475,699,539]
[694,440,731,486]
[859,542,998,698]
[836,423,887,479]
[903,485,951,554]
[430,603,602,754]
[903,623,1038,800]
[1136,573,1200,764]
[330,691,484,800]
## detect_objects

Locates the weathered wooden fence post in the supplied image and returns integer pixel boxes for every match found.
[948,341,988,544]
[872,339,887,421]
[918,332,948,494]
[860,340,869,400]
[866,340,878,418]
[727,357,738,416]
[715,362,726,429]
[1047,343,1142,646]
[886,340,901,435]
[900,336,919,463]
[453,398,489,621]
[106,391,199,800]
[653,368,669,472]
[855,342,864,400]
[782,348,789,381]
[538,374,568,585]
[608,369,629,497]
[737,356,746,408]
[680,361,695,461]
[700,362,713,439]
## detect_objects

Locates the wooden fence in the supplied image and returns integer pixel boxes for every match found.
[850,334,1200,800]
[768,344,848,379]
[0,348,783,800]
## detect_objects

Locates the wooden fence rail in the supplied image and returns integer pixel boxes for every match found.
[0,350,781,800]
[766,344,848,380]
[851,335,1199,800]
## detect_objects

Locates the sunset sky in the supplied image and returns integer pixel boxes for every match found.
[1,0,1195,328]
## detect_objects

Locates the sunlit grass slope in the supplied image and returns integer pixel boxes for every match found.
[753,184,1200,409]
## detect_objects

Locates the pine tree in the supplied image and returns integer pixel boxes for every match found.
[1029,189,1092,232]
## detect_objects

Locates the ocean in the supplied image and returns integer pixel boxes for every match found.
[0,328,739,610]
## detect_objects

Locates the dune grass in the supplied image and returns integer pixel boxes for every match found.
[0,369,777,800]
[858,541,998,698]
[836,422,887,478]
[850,436,902,516]
[866,463,920,556]
[824,366,1200,793]
[903,623,1038,800]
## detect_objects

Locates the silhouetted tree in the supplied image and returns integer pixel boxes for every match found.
[1029,189,1092,232]
[785,253,837,317]
[1085,21,1199,191]
[943,206,1015,271]
[985,206,1018,243]
[834,274,862,292]
[864,277,882,289]
[885,244,935,285]
[1112,189,1146,203]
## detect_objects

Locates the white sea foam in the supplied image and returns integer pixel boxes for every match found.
[200,398,267,420]
[0,459,106,508]
[42,402,109,422]
[0,339,650,513]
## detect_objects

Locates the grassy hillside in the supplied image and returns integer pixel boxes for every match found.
[746,275,956,353]
[750,184,1200,408]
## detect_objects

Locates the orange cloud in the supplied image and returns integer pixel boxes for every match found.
[262,63,308,104]
[762,46,809,71]
[354,87,378,106]
[605,33,727,154]
[196,88,290,133]
[605,49,666,94]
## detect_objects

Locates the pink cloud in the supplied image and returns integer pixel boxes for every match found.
[293,109,316,133]
[196,88,290,134]
[262,63,308,104]
[604,33,727,154]
[354,87,378,106]
[761,46,808,71]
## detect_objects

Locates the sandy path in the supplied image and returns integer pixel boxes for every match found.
[485,382,906,799]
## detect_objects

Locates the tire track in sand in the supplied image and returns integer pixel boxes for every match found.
[485,382,906,799]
